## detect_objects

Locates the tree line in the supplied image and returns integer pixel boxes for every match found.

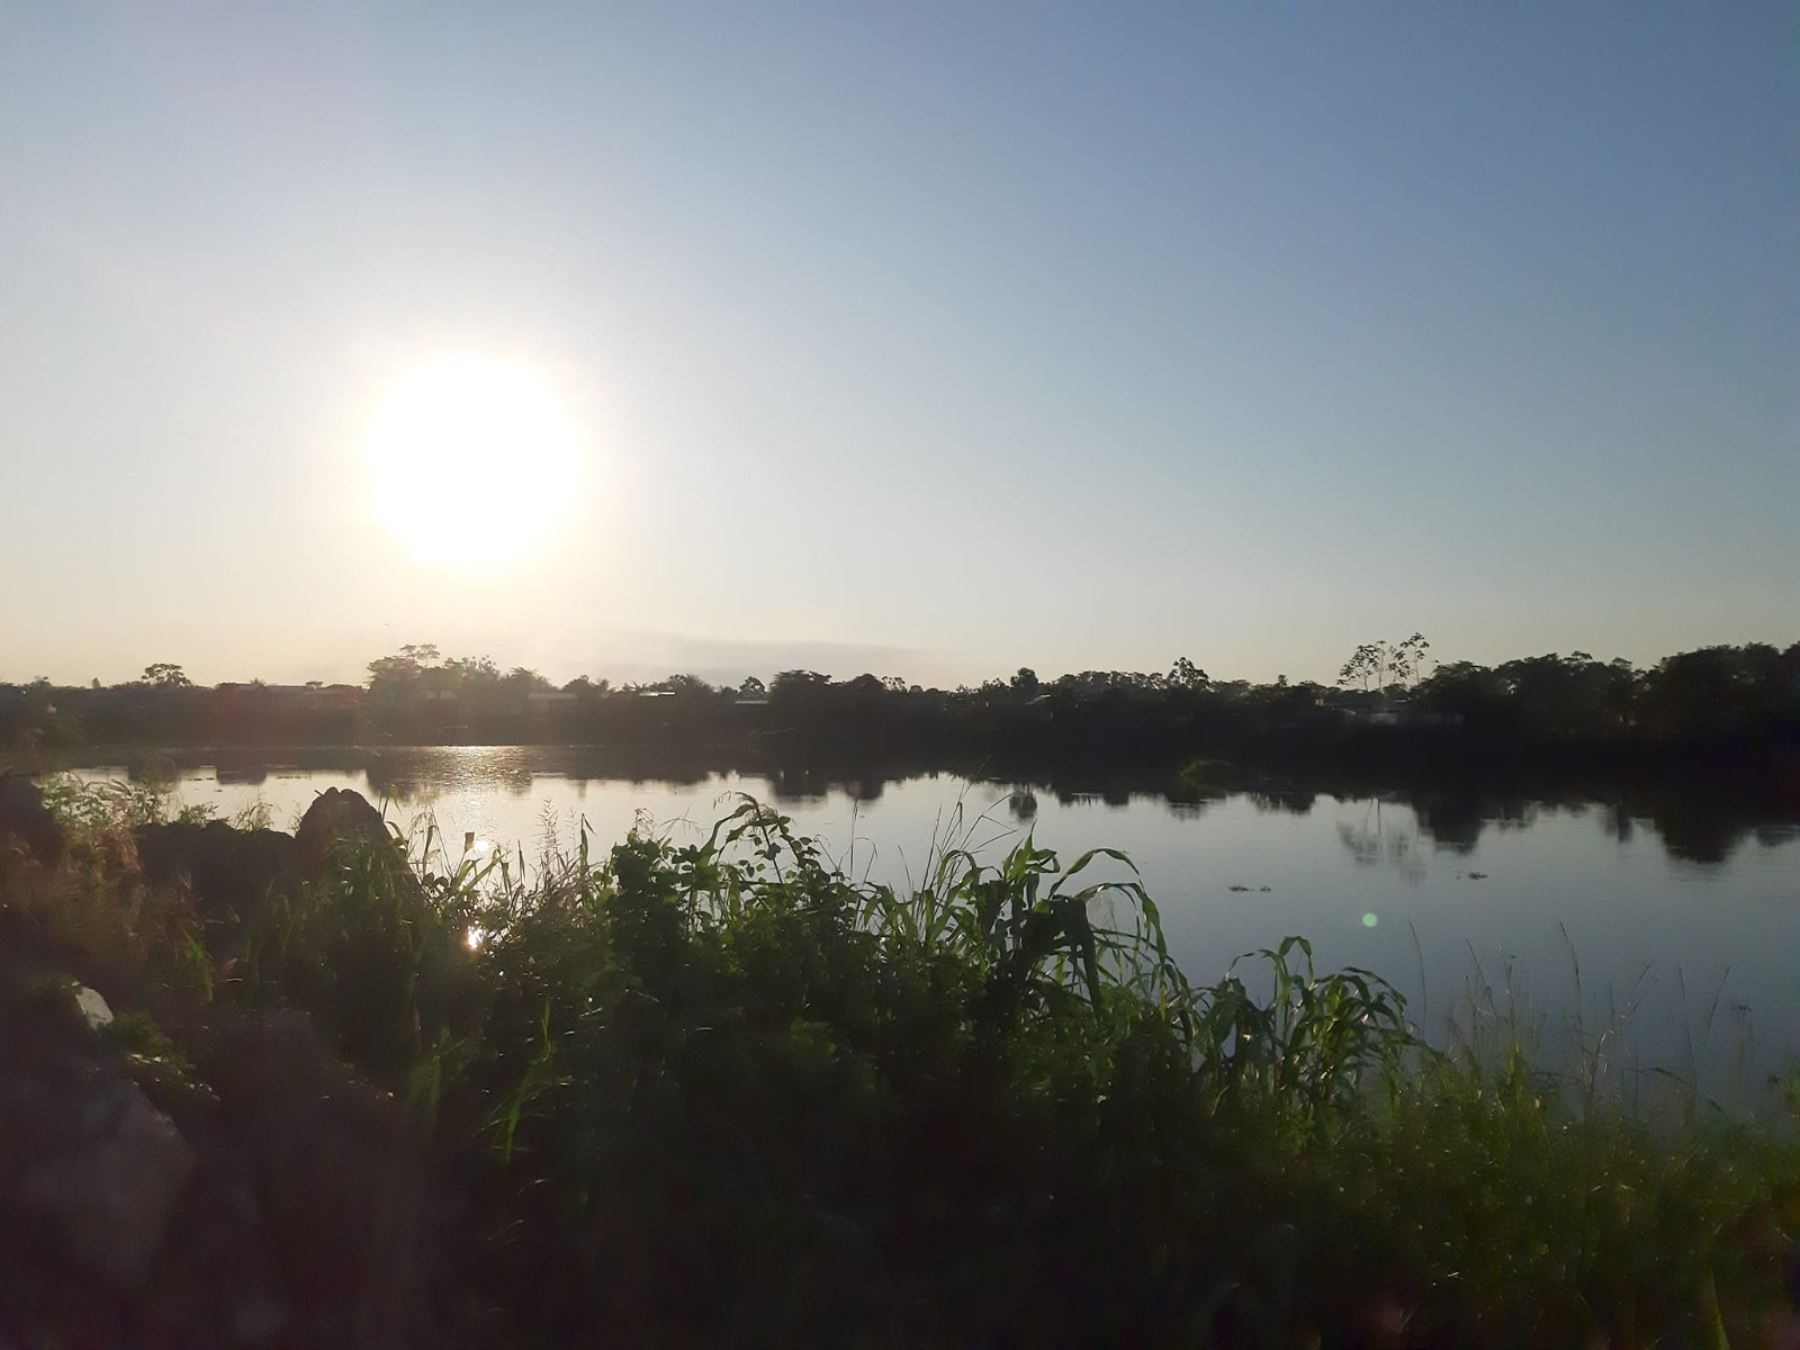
[3,638,1796,778]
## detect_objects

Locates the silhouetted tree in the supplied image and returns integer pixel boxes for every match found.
[1339,634,1430,705]
[141,662,191,688]
[1169,657,1208,690]
[368,647,431,686]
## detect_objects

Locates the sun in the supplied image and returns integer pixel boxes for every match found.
[364,355,583,571]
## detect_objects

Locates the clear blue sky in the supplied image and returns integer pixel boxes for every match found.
[3,3,1793,687]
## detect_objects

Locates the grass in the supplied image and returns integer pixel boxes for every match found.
[7,781,1799,1346]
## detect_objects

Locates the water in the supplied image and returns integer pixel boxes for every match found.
[57,747,1800,1081]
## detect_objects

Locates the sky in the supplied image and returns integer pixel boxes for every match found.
[2,2,1794,689]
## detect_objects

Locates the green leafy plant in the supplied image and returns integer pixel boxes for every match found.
[6,797,1796,1348]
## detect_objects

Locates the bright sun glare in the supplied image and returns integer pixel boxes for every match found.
[364,355,582,571]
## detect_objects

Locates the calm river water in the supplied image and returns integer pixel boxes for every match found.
[59,746,1800,1083]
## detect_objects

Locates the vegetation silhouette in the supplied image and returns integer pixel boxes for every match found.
[4,642,1795,797]
[3,782,1796,1346]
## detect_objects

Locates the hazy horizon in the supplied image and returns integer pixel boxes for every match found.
[8,624,1797,696]
[5,4,1794,689]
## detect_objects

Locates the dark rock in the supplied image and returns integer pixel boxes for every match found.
[22,1078,195,1287]
[293,788,395,879]
[132,1122,295,1347]
[134,820,301,924]
[206,1010,448,1344]
[0,960,293,1345]
[0,772,63,864]
[233,1294,288,1343]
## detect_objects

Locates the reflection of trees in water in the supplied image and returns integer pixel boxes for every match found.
[1646,802,1742,865]
[1248,791,1315,816]
[1631,782,1785,863]
[1481,798,1541,836]
[1335,801,1428,884]
[361,753,435,805]
[763,766,831,805]
[762,770,892,805]
[1754,823,1799,850]
[213,765,270,787]
[845,776,886,805]
[1593,785,1780,865]
[1603,801,1635,846]
[1392,780,1787,867]
[762,766,913,805]
[1055,792,1106,809]
[361,773,442,808]
[1405,790,1487,853]
[1396,789,1560,853]
[363,748,537,804]
[1348,779,1795,868]
[1045,789,1136,810]
[122,754,179,787]
[108,744,1793,870]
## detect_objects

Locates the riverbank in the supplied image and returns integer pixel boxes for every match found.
[2,774,1797,1346]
